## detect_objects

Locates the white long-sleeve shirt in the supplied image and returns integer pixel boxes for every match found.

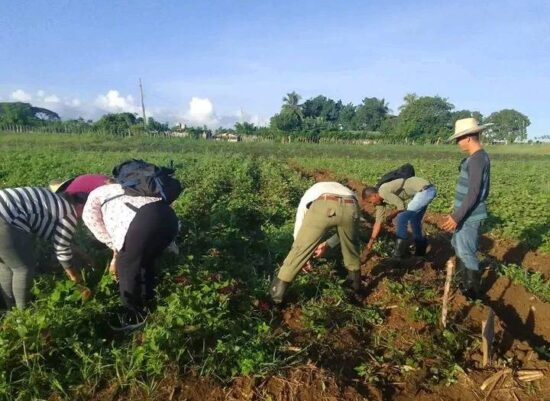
[82,184,160,251]
[293,182,357,243]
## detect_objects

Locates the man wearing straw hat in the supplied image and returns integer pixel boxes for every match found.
[442,118,492,300]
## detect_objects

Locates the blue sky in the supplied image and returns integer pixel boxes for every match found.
[1,0,549,136]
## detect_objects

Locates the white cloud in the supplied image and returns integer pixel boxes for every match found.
[44,95,60,103]
[28,90,86,119]
[2,88,267,128]
[11,89,32,102]
[94,90,139,113]
[183,97,219,126]
[172,98,270,128]
[236,108,269,127]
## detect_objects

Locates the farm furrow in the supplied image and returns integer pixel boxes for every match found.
[301,166,550,348]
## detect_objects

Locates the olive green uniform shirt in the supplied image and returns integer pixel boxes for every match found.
[375,177,430,222]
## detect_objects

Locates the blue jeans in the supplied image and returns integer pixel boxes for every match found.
[395,186,437,241]
[451,219,483,271]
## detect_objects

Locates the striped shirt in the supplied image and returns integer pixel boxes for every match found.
[0,187,77,268]
[452,149,491,224]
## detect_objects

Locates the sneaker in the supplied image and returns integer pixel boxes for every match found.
[108,310,148,332]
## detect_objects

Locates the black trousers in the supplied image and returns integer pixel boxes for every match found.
[116,201,178,314]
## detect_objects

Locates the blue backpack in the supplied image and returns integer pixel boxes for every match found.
[110,159,183,204]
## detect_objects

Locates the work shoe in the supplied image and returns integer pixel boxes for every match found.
[414,240,428,257]
[461,269,482,301]
[391,238,410,259]
[109,310,148,332]
[269,277,289,305]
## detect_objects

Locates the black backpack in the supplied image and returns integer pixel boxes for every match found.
[110,159,183,204]
[374,163,415,190]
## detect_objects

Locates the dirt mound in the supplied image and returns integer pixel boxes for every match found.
[357,257,550,401]
[424,214,550,278]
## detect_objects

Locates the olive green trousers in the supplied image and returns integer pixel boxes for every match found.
[277,198,360,282]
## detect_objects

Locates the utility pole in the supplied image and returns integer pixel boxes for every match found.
[139,78,147,130]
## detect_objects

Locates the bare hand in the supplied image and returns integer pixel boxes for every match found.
[109,256,118,282]
[441,216,458,232]
[65,267,83,284]
[313,242,328,258]
[301,260,313,273]
[360,242,373,264]
[78,285,92,301]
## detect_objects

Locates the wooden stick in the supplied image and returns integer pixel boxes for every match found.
[517,370,544,382]
[485,373,504,399]
[480,369,511,391]
[441,257,455,328]
[482,308,495,367]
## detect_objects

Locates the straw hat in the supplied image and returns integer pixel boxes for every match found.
[448,118,493,142]
[49,177,75,193]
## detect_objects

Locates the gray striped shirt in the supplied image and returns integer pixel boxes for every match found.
[0,187,77,267]
[452,150,490,224]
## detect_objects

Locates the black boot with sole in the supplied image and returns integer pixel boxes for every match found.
[391,238,410,259]
[269,276,289,305]
[345,270,364,304]
[462,268,482,301]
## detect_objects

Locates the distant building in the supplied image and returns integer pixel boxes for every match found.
[169,123,189,137]
[214,132,241,142]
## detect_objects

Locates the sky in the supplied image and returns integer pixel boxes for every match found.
[1,0,549,137]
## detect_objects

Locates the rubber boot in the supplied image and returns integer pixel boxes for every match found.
[455,258,466,288]
[414,240,428,257]
[345,270,363,304]
[392,238,410,259]
[346,270,362,292]
[269,277,289,305]
[462,269,482,301]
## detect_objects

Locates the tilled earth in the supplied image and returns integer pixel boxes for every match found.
[87,169,550,401]
[93,228,550,401]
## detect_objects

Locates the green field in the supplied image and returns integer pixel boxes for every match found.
[2,133,549,251]
[0,133,549,401]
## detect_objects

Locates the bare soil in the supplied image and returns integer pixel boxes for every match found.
[87,166,550,401]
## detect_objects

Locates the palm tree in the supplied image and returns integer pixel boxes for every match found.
[399,93,418,111]
[282,91,303,119]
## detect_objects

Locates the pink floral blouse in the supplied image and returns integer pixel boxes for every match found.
[82,184,160,251]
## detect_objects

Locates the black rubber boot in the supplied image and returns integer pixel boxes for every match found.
[345,270,363,304]
[269,277,289,305]
[462,269,482,301]
[346,270,362,292]
[392,238,410,259]
[455,258,466,288]
[414,240,428,257]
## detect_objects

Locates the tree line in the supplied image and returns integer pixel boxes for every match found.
[267,92,531,143]
[0,93,532,143]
